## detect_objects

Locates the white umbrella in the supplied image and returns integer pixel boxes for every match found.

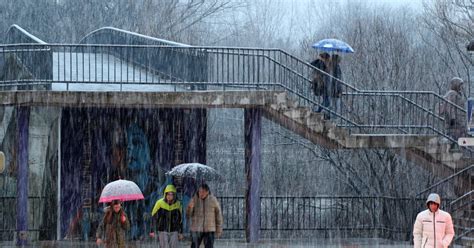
[99,179,144,203]
[165,163,222,182]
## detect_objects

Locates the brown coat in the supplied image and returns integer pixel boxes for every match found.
[441,78,466,139]
[96,207,130,248]
[186,194,223,235]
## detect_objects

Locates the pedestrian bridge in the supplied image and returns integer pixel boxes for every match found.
[3,25,472,173]
[0,24,472,246]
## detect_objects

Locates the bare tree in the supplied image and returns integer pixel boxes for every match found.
[0,0,240,44]
[420,0,473,94]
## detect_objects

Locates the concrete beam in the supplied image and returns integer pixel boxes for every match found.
[0,90,287,109]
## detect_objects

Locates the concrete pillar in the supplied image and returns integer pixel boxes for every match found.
[16,107,29,246]
[244,108,261,243]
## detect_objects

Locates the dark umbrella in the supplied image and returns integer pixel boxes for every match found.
[165,163,222,182]
[99,179,144,203]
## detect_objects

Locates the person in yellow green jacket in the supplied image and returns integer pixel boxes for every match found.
[149,184,183,248]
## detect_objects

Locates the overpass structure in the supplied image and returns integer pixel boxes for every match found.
[0,25,472,246]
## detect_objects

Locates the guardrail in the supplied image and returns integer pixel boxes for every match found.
[0,195,440,241]
[0,44,467,145]
[219,196,449,240]
[2,25,52,88]
[0,196,51,241]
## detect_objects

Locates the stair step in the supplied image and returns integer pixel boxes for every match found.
[459,234,474,247]
[264,92,472,180]
[455,225,474,231]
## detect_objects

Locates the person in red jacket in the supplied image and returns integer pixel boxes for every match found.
[413,193,454,248]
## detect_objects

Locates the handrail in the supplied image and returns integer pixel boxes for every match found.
[449,189,473,206]
[79,27,190,47]
[208,48,450,133]
[416,165,474,197]
[0,44,467,140]
[5,24,47,44]
[273,48,465,113]
[0,44,463,103]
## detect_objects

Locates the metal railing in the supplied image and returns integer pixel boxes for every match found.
[0,196,51,241]
[2,24,468,142]
[4,24,47,44]
[218,196,450,239]
[415,166,473,243]
[0,195,457,241]
[416,165,473,198]
[0,44,468,142]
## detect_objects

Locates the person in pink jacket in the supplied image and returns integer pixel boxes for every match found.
[413,193,455,248]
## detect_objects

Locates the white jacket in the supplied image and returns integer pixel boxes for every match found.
[413,209,454,248]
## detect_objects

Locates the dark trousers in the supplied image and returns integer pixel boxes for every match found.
[191,232,215,248]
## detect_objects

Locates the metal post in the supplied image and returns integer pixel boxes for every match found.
[16,107,29,246]
[244,108,261,243]
[56,110,62,240]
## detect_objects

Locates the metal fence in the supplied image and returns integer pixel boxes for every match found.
[218,196,454,239]
[0,44,465,141]
[0,196,51,241]
[1,195,444,241]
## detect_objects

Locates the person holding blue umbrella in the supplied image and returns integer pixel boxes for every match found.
[311,38,353,119]
[310,52,331,117]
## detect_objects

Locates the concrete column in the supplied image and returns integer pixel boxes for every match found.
[244,108,261,243]
[16,107,29,246]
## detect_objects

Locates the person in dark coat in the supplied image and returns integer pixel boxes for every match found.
[149,184,183,248]
[440,77,466,150]
[328,54,343,118]
[310,52,331,116]
[96,200,130,248]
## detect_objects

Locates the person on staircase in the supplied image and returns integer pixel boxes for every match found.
[413,193,454,248]
[440,77,466,151]
[310,52,331,118]
[328,54,343,119]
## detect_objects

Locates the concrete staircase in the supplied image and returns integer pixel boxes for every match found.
[263,94,471,178]
[263,93,474,246]
[452,191,474,247]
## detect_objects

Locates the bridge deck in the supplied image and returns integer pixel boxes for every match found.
[52,52,178,91]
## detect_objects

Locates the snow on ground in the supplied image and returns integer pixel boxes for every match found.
[52,52,181,92]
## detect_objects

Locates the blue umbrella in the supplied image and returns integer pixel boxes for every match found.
[312,38,355,53]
